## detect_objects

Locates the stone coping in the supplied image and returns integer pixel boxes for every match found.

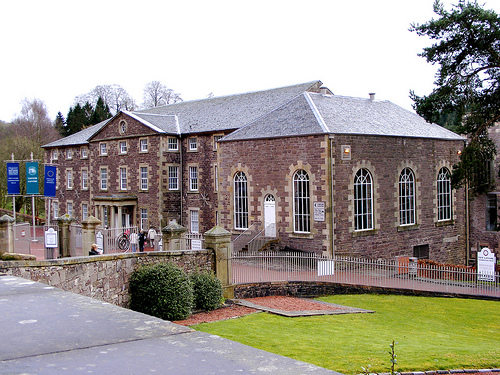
[375,370,500,375]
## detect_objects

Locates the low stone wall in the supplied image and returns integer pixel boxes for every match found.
[0,250,214,308]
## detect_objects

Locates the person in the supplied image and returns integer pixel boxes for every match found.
[138,230,146,252]
[147,227,157,249]
[130,230,138,253]
[89,243,100,256]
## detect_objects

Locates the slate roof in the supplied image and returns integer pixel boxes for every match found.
[42,120,109,148]
[221,93,465,142]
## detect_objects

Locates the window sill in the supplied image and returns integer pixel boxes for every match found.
[435,220,454,227]
[397,224,419,232]
[289,232,314,239]
[352,229,378,238]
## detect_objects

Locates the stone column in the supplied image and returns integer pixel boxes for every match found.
[0,215,15,255]
[57,214,74,258]
[161,221,187,251]
[82,216,102,256]
[204,226,233,299]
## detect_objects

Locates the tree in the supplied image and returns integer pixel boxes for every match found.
[65,103,90,136]
[12,98,59,146]
[54,112,66,137]
[142,81,182,108]
[75,84,136,115]
[410,0,500,194]
[90,96,112,124]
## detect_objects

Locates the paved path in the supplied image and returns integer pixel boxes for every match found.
[0,275,340,375]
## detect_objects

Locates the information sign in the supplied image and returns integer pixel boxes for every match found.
[477,247,496,282]
[44,228,58,248]
[314,202,325,222]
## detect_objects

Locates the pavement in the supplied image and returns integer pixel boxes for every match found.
[0,275,341,375]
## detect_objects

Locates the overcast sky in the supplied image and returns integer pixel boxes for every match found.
[1,0,500,123]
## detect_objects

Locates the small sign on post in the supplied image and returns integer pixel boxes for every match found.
[95,231,104,254]
[477,247,496,282]
[44,228,58,248]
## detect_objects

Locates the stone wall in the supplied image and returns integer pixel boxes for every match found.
[0,250,214,308]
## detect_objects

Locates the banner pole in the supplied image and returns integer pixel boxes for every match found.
[31,152,36,240]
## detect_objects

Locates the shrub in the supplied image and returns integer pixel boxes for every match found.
[129,262,194,320]
[191,271,223,311]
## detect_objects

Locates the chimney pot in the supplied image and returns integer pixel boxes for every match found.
[369,93,376,101]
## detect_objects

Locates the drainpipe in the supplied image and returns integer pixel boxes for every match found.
[179,134,184,226]
[330,135,335,258]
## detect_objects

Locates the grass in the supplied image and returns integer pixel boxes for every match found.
[194,294,500,374]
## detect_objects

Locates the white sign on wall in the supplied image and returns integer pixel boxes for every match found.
[95,231,104,253]
[314,202,325,222]
[477,247,496,282]
[191,239,202,251]
[44,228,58,248]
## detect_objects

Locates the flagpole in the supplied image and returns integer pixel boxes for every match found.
[11,154,16,223]
[31,152,36,241]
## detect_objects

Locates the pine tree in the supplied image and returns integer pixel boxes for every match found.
[54,112,66,137]
[90,96,112,125]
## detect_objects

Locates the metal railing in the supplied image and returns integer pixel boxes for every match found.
[231,252,500,298]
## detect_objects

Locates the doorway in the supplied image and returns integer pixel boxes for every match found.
[264,194,276,237]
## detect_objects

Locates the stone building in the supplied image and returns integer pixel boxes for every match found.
[42,80,466,263]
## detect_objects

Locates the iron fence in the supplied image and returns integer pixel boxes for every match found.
[231,252,500,298]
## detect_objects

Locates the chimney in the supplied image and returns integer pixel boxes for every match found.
[369,93,376,101]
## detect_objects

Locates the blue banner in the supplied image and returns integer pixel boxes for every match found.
[7,162,20,195]
[26,162,39,195]
[44,165,57,197]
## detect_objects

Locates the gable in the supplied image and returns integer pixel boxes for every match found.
[89,112,164,142]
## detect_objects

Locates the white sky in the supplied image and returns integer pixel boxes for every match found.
[1,0,500,122]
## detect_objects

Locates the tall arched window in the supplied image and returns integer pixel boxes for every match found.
[234,171,248,230]
[437,167,452,221]
[293,170,310,233]
[354,168,373,231]
[399,168,415,225]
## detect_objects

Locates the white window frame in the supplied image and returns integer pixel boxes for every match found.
[66,169,73,190]
[82,203,88,221]
[66,148,72,159]
[119,141,127,154]
[168,137,179,151]
[293,170,310,233]
[189,166,198,191]
[399,168,415,226]
[140,208,148,231]
[190,210,199,233]
[81,169,88,190]
[234,171,248,230]
[140,138,148,152]
[81,147,88,159]
[120,167,127,190]
[140,166,148,191]
[354,168,373,231]
[189,137,198,151]
[437,167,452,221]
[100,168,108,190]
[168,166,179,190]
[100,143,108,156]
[53,201,59,219]
[214,165,219,192]
[67,202,73,217]
[213,135,223,150]
[52,149,58,160]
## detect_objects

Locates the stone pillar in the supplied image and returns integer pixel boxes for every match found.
[161,221,187,251]
[0,215,15,254]
[204,226,233,299]
[82,216,102,256]
[57,214,74,258]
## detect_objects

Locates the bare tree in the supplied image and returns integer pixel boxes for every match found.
[12,98,59,146]
[142,81,182,108]
[75,84,136,115]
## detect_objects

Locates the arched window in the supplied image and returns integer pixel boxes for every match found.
[293,170,310,233]
[437,167,452,221]
[354,168,373,231]
[399,168,415,225]
[234,171,248,230]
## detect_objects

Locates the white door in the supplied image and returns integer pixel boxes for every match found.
[264,195,276,237]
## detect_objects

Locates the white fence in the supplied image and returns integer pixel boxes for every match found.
[231,252,500,298]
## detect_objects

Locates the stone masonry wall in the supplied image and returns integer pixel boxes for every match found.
[0,250,214,308]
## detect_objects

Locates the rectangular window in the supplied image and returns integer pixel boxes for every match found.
[81,147,88,159]
[486,194,497,231]
[140,208,148,231]
[168,137,178,151]
[66,149,72,159]
[213,135,223,150]
[82,203,88,220]
[52,149,58,160]
[214,165,219,191]
[190,210,199,233]
[67,202,73,217]
[189,138,198,151]
[119,141,127,154]
[66,169,73,190]
[168,166,179,190]
[140,166,148,191]
[189,166,198,191]
[100,168,108,190]
[100,143,107,155]
[140,138,148,152]
[81,169,88,190]
[120,167,127,190]
[53,201,59,219]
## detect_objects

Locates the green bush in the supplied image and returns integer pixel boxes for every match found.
[191,271,223,311]
[129,262,194,320]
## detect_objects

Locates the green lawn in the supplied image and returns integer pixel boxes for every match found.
[194,294,500,374]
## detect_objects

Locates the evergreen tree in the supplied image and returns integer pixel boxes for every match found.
[90,96,112,125]
[54,112,66,137]
[66,102,91,136]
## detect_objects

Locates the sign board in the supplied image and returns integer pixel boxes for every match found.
[318,260,335,276]
[44,228,58,248]
[191,239,203,251]
[313,202,325,222]
[477,247,496,282]
[44,165,57,197]
[95,231,104,253]
[26,162,39,195]
[7,162,20,195]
